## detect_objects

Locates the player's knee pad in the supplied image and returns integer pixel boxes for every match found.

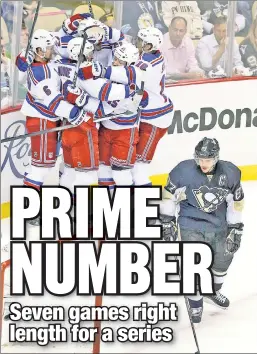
[98,164,115,188]
[132,161,152,186]
[111,168,133,186]
[59,166,75,192]
[23,165,52,189]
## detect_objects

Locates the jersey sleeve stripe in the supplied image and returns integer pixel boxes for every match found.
[141,102,173,119]
[49,94,63,112]
[99,83,111,101]
[126,66,136,84]
[26,93,57,119]
[28,68,38,85]
[151,57,164,67]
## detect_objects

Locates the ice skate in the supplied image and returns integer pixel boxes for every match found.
[188,298,203,323]
[204,291,230,309]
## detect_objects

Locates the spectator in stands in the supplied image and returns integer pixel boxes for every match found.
[161,17,205,80]
[121,0,165,39]
[161,1,203,39]
[198,0,249,36]
[1,1,14,37]
[239,17,257,72]
[20,21,29,49]
[1,36,10,77]
[1,35,11,108]
[196,16,243,73]
[237,1,255,36]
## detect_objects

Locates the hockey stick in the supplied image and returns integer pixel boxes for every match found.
[57,24,92,153]
[87,0,94,18]
[174,216,201,353]
[175,258,201,353]
[25,0,41,59]
[57,24,105,144]
[162,192,201,354]
[73,28,89,87]
[1,123,75,143]
[0,110,135,143]
[175,252,201,354]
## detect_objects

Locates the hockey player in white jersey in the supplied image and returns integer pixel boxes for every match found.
[59,12,125,66]
[79,27,174,188]
[96,43,149,189]
[55,38,143,192]
[17,29,92,205]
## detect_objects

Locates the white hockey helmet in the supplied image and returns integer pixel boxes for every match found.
[30,29,56,53]
[137,27,163,51]
[114,43,139,65]
[77,18,105,44]
[67,37,94,61]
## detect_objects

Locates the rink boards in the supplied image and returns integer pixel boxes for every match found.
[1,78,257,218]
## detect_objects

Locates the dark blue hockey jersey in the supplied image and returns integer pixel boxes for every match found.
[161,159,244,232]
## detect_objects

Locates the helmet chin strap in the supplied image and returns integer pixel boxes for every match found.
[36,50,49,61]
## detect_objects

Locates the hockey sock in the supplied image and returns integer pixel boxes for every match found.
[212,269,227,291]
[112,168,134,186]
[187,294,203,306]
[23,165,52,190]
[132,161,152,186]
[98,164,116,195]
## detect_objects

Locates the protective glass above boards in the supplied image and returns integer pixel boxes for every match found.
[1,0,257,109]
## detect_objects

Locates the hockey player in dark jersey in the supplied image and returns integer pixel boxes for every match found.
[159,137,244,323]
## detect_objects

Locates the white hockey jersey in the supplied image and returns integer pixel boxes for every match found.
[21,61,81,121]
[54,59,141,130]
[161,1,203,39]
[54,27,125,66]
[104,51,174,128]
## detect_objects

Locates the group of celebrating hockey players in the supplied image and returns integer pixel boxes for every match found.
[16,12,173,206]
[15,12,244,325]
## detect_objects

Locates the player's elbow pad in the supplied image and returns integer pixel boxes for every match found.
[16,54,28,72]
[226,194,244,224]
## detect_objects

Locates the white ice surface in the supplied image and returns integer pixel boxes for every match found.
[1,181,257,353]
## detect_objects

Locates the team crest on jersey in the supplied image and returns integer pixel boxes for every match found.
[192,185,229,213]
[240,45,247,55]
[218,174,227,186]
[48,152,53,159]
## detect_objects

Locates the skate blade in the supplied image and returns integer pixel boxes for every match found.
[204,297,229,310]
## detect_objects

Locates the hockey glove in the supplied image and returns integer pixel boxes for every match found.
[225,223,244,255]
[62,13,92,35]
[68,107,89,126]
[15,49,34,72]
[64,84,89,107]
[78,61,105,80]
[159,215,178,242]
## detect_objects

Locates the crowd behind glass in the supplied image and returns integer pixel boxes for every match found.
[1,0,257,109]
